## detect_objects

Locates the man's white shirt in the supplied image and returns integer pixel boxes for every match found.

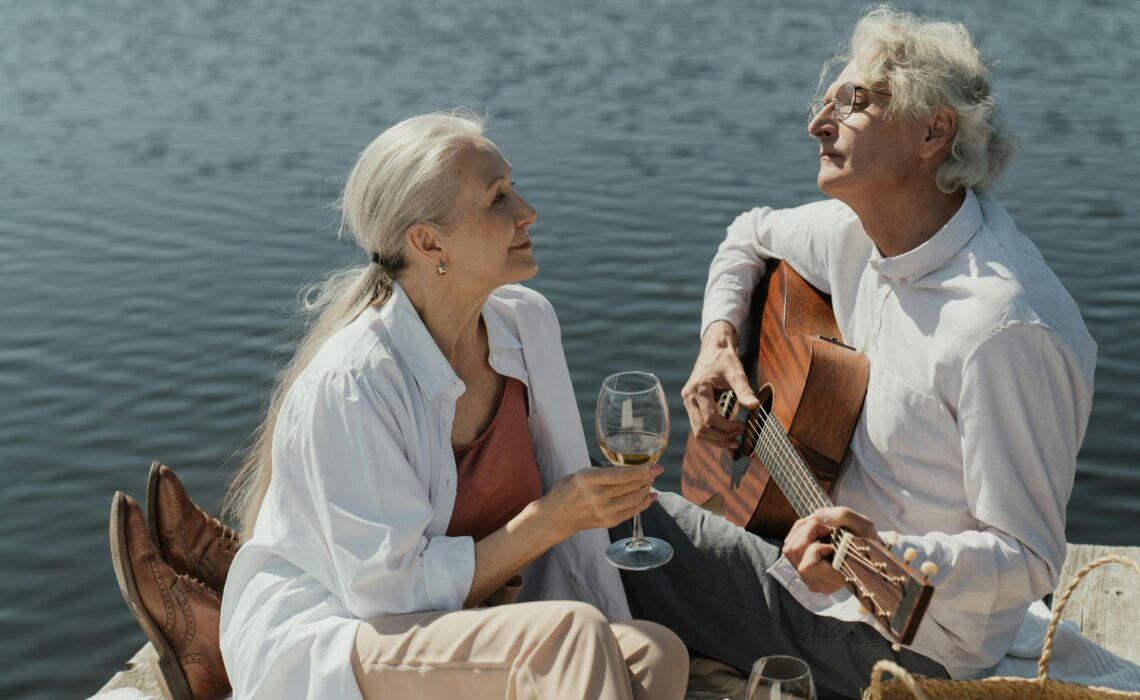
[702,189,1097,678]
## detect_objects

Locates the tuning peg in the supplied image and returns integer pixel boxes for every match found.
[920,561,939,578]
[884,531,899,548]
[858,604,869,616]
[903,547,917,563]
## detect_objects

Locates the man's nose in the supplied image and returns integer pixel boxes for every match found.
[807,106,836,141]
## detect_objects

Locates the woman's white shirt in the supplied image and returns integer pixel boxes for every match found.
[219,282,631,699]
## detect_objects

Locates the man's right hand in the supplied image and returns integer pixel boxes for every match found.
[681,320,760,449]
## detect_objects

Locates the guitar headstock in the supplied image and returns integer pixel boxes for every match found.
[832,530,936,646]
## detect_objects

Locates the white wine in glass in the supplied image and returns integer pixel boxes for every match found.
[600,431,667,466]
[596,371,673,570]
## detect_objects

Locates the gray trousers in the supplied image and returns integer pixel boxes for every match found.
[610,492,949,700]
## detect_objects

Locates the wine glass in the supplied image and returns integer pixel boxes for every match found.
[595,371,673,570]
[746,655,817,700]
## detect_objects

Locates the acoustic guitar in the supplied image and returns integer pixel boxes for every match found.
[680,260,935,645]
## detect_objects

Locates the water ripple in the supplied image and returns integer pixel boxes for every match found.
[3,1,1140,696]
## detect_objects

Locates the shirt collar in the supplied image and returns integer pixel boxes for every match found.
[482,294,523,356]
[376,281,522,401]
[869,188,982,286]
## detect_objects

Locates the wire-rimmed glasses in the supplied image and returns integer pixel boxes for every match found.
[807,82,892,122]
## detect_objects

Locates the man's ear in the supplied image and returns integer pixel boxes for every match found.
[404,223,446,265]
[921,106,957,160]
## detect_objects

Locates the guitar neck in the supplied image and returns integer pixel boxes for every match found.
[739,399,935,646]
[744,406,834,519]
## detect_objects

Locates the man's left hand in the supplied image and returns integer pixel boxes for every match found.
[782,507,877,595]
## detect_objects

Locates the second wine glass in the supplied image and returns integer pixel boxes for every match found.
[595,371,673,570]
[746,655,817,700]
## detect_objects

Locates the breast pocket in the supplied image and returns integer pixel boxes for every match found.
[861,368,960,487]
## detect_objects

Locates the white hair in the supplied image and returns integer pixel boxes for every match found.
[224,109,485,535]
[341,109,486,276]
[819,4,1017,193]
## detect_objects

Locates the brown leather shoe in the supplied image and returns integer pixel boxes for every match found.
[146,462,240,594]
[110,491,231,700]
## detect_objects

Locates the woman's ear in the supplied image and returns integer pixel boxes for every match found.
[921,106,957,160]
[404,223,446,266]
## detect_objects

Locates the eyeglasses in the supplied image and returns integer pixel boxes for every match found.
[807,82,892,122]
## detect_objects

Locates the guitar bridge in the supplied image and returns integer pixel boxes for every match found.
[717,391,737,419]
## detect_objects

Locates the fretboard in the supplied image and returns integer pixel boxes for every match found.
[745,409,833,518]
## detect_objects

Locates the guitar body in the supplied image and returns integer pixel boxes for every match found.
[681,261,871,538]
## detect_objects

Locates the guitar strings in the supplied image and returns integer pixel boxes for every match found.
[747,409,828,510]
[739,404,889,581]
[731,398,878,570]
[731,399,914,633]
[742,408,830,513]
[739,410,894,605]
[749,415,880,571]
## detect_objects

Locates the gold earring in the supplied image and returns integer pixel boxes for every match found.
[436,262,448,275]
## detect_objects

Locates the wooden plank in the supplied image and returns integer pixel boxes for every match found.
[1055,543,1140,666]
[96,643,173,699]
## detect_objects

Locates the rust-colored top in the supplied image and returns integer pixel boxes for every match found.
[447,377,541,542]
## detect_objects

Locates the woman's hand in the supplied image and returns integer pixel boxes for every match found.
[681,320,759,449]
[539,465,663,541]
[466,464,661,608]
[781,506,877,594]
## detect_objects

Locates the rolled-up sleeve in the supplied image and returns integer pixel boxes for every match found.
[285,368,475,619]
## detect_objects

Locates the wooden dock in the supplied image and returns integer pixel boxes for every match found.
[95,543,1140,699]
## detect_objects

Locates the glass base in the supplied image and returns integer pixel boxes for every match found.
[606,536,674,570]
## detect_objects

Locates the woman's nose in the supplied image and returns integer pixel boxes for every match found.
[516,194,538,226]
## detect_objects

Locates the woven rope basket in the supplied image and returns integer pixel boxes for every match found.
[863,555,1140,699]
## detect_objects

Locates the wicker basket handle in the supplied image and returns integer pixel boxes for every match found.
[867,659,930,700]
[1037,554,1140,688]
[867,554,1139,699]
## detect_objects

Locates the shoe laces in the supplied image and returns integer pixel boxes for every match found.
[179,573,222,600]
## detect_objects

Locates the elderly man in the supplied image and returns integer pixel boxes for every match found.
[613,5,1096,698]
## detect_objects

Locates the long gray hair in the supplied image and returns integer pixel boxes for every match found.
[818,4,1017,193]
[223,109,485,536]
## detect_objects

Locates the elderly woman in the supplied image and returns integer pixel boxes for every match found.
[213,112,688,699]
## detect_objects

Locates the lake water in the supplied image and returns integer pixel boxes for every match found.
[2,1,1138,696]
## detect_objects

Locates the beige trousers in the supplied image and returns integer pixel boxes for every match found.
[352,600,689,700]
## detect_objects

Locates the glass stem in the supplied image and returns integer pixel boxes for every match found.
[630,512,645,545]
